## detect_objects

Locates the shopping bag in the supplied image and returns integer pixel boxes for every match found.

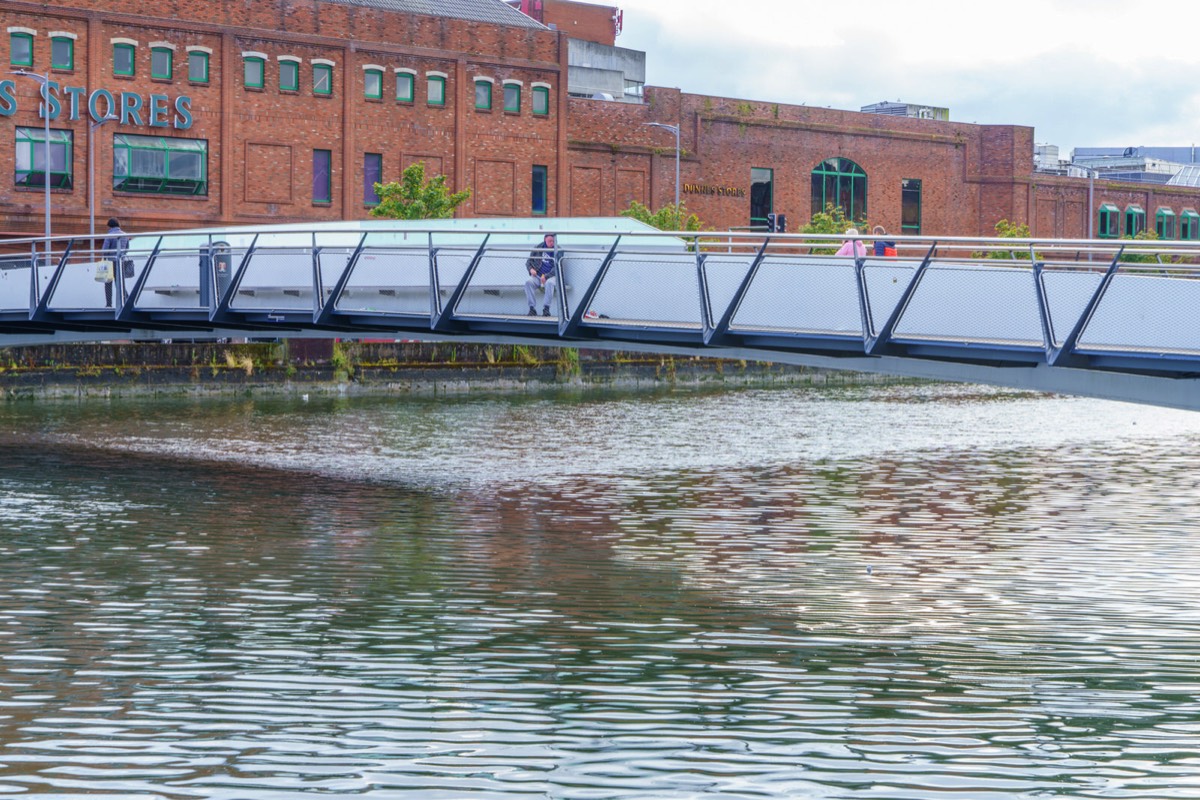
[94,260,114,283]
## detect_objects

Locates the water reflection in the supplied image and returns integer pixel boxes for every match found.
[0,385,1198,797]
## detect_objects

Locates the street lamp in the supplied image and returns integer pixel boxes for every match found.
[11,69,51,266]
[89,114,118,244]
[644,122,680,210]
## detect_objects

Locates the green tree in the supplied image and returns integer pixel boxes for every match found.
[1119,229,1166,265]
[619,200,704,232]
[369,161,471,220]
[978,218,1032,260]
[802,203,870,254]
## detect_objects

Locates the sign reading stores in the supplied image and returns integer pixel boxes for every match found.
[683,183,746,198]
[0,80,193,130]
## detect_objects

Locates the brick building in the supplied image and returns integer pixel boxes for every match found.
[1,0,1195,241]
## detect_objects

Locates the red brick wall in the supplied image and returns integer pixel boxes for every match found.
[565,88,1004,235]
[0,0,563,236]
[542,0,618,47]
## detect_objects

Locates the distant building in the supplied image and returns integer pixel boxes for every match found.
[860,101,949,121]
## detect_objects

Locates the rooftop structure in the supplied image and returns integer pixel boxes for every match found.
[328,0,545,27]
[860,101,949,121]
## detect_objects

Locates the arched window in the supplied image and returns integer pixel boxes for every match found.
[811,157,867,222]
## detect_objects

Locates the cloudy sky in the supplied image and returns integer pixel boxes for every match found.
[611,0,1197,157]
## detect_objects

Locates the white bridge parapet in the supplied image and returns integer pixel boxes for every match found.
[1,217,1199,411]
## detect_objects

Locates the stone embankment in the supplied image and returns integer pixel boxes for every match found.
[0,340,894,399]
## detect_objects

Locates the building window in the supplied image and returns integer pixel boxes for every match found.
[1156,207,1175,239]
[1098,203,1119,238]
[624,80,644,100]
[1182,209,1200,241]
[901,179,921,235]
[15,127,73,189]
[113,43,135,76]
[396,71,414,102]
[188,51,209,83]
[475,79,492,110]
[532,85,550,116]
[313,149,332,203]
[10,32,33,67]
[503,83,520,112]
[364,67,383,100]
[363,153,382,205]
[151,47,173,80]
[1125,205,1145,236]
[428,75,445,106]
[532,164,547,215]
[51,36,73,71]
[244,56,264,89]
[112,133,207,195]
[750,167,773,227]
[812,157,867,222]
[313,63,333,95]
[279,59,299,91]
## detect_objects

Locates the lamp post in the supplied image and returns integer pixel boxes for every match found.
[644,122,680,210]
[11,69,51,266]
[89,114,118,244]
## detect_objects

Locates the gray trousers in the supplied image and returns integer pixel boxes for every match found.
[524,275,557,311]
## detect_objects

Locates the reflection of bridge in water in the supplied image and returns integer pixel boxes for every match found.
[2,217,1199,411]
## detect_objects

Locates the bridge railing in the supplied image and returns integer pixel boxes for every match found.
[1,224,1200,371]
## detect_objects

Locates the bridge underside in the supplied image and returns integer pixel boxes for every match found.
[1,219,1198,411]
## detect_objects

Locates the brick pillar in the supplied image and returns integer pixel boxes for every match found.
[341,44,354,219]
[220,32,234,222]
[455,56,467,217]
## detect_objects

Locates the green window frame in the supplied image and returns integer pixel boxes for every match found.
[10,32,33,67]
[396,71,414,102]
[364,68,383,100]
[188,51,209,83]
[427,75,445,106]
[901,178,921,235]
[112,132,207,195]
[15,127,73,190]
[532,85,549,116]
[503,83,520,113]
[113,43,135,76]
[313,63,333,95]
[51,36,74,71]
[1156,207,1176,239]
[1125,205,1145,236]
[474,79,492,110]
[313,148,332,203]
[279,60,299,92]
[532,164,547,215]
[812,157,868,222]
[1182,209,1200,241]
[1098,203,1119,238]
[243,56,264,89]
[151,47,173,80]
[750,167,774,227]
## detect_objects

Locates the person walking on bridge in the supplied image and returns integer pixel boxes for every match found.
[101,218,130,308]
[524,233,561,317]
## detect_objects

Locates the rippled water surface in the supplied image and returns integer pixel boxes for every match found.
[1,384,1200,798]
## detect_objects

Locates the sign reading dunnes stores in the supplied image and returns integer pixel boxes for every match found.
[0,80,193,130]
[683,183,746,198]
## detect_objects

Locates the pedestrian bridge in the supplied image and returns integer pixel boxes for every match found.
[2,217,1198,411]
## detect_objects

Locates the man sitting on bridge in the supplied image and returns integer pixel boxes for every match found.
[524,233,560,317]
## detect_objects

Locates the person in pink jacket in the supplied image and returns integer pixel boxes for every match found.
[835,227,866,257]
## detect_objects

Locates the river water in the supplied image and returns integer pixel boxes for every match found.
[1,383,1200,799]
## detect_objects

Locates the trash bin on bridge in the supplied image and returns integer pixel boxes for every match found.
[199,242,232,308]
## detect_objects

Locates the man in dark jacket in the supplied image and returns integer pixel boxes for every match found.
[524,233,560,317]
[101,218,130,308]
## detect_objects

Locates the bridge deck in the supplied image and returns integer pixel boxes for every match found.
[1,218,1198,410]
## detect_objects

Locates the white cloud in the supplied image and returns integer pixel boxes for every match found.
[612,0,1200,153]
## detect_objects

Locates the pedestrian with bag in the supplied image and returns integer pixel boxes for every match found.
[101,218,131,308]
